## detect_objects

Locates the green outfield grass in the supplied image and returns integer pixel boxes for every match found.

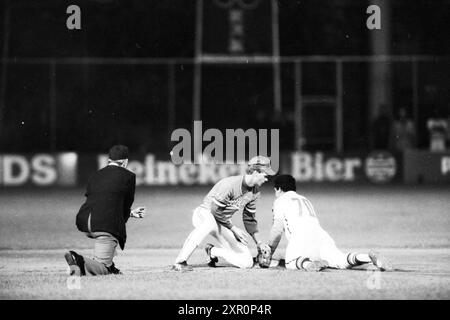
[0,185,449,299]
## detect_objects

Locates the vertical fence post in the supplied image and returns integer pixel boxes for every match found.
[193,63,202,123]
[294,60,302,151]
[168,61,176,150]
[271,0,281,113]
[49,61,57,151]
[336,60,343,153]
[193,0,203,123]
[412,57,418,145]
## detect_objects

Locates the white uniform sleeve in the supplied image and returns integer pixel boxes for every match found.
[273,199,285,220]
[268,200,285,254]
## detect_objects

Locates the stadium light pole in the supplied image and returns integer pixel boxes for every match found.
[368,0,392,125]
[49,61,57,151]
[412,57,418,140]
[193,0,203,123]
[271,0,281,113]
[168,61,176,151]
[336,60,343,153]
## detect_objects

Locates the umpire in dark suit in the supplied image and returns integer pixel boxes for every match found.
[65,145,146,276]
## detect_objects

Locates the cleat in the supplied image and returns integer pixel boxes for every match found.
[303,260,328,272]
[64,251,81,276]
[369,250,393,271]
[205,243,218,267]
[171,261,193,272]
[106,263,123,275]
[69,250,86,275]
[275,259,286,268]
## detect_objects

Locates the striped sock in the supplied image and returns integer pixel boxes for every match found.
[347,252,371,266]
[296,257,311,270]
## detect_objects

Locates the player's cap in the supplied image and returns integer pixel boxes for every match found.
[273,174,296,192]
[108,145,129,161]
[248,155,276,176]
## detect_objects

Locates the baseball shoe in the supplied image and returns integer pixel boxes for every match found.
[106,263,123,275]
[171,261,193,272]
[303,260,328,272]
[205,243,218,267]
[64,251,86,276]
[274,259,286,268]
[369,250,393,271]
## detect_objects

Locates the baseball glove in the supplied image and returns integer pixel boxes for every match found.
[257,244,272,268]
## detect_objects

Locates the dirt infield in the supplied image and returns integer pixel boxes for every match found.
[0,248,449,299]
[0,185,449,299]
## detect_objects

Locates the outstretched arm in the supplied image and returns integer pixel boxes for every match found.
[243,206,262,248]
[268,218,284,255]
[211,200,250,245]
[243,196,259,236]
[250,231,262,247]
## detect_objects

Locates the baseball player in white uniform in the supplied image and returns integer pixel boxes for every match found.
[267,175,392,271]
[172,156,276,271]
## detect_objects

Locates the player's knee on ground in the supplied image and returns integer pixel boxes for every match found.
[93,235,118,267]
[222,250,253,269]
[235,253,254,269]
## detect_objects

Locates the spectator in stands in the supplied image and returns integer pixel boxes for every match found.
[427,108,448,151]
[390,107,416,152]
[446,114,450,148]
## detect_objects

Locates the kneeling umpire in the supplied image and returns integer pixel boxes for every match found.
[65,145,146,276]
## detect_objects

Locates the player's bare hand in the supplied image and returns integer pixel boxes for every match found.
[231,226,249,245]
[130,207,147,218]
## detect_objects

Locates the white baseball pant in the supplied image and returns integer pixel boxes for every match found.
[285,220,350,270]
[175,207,254,269]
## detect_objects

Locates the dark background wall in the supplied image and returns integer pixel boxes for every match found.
[0,0,449,155]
